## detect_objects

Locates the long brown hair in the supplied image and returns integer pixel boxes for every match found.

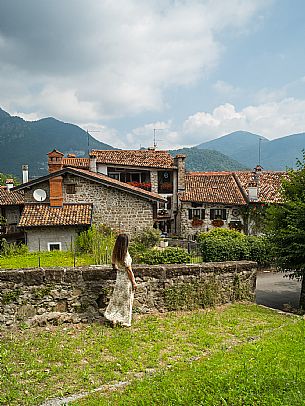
[112,233,129,265]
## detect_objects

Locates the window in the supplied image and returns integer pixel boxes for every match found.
[66,184,76,194]
[210,209,227,220]
[108,173,120,180]
[48,242,62,251]
[188,208,205,220]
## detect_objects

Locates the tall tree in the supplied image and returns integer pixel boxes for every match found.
[266,152,305,310]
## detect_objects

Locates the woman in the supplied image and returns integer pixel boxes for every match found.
[104,233,137,327]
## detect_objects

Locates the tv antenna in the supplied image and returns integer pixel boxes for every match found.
[87,129,102,156]
[258,137,263,166]
[153,128,164,149]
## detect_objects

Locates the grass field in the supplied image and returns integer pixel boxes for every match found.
[0,251,95,269]
[0,304,304,405]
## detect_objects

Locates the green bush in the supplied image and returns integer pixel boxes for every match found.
[133,228,161,248]
[247,236,274,266]
[128,241,148,263]
[0,239,28,257]
[76,225,116,264]
[138,247,191,265]
[198,228,250,262]
[198,228,275,265]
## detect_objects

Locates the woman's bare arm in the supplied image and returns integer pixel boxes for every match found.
[126,266,137,290]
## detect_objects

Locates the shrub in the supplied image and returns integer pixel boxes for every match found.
[198,228,250,262]
[76,225,116,264]
[0,239,28,257]
[247,236,275,266]
[133,228,161,248]
[138,247,191,265]
[128,241,147,263]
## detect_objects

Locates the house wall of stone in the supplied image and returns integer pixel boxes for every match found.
[3,206,21,225]
[23,181,50,203]
[179,202,244,239]
[0,261,257,327]
[25,226,81,252]
[63,174,154,235]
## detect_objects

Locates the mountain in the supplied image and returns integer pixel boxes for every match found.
[0,108,114,178]
[197,131,270,158]
[197,130,305,170]
[169,147,249,172]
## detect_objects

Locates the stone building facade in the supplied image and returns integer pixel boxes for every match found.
[14,150,165,252]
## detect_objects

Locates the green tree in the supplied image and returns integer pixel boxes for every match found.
[266,151,305,310]
[0,172,19,186]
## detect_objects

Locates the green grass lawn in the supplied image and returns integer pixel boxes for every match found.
[0,251,95,269]
[0,304,304,405]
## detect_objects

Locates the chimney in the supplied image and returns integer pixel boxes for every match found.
[22,165,29,183]
[5,179,14,190]
[248,181,258,202]
[67,153,76,158]
[48,150,64,206]
[89,153,97,173]
[174,154,186,192]
[49,176,63,207]
[48,149,64,173]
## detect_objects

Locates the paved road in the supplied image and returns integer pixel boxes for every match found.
[256,271,301,311]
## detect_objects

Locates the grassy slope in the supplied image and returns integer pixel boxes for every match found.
[0,304,303,405]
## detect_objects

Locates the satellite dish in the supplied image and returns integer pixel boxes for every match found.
[33,189,47,202]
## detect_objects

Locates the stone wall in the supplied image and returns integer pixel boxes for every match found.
[179,202,244,239]
[63,174,154,234]
[23,174,155,237]
[0,261,256,327]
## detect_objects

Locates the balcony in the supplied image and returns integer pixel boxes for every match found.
[0,224,21,236]
[126,181,152,191]
[158,182,173,194]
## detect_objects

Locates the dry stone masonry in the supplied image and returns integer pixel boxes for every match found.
[0,261,256,327]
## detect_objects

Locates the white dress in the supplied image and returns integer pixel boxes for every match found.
[104,252,134,327]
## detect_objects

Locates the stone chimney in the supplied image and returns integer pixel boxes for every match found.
[248,180,258,202]
[48,149,64,173]
[89,153,97,173]
[48,150,64,207]
[174,154,186,192]
[22,165,29,183]
[5,179,14,190]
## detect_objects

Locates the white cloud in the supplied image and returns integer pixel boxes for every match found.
[0,0,269,122]
[183,98,305,144]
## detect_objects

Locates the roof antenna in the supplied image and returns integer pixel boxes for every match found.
[258,137,262,166]
[153,128,164,149]
[86,129,102,156]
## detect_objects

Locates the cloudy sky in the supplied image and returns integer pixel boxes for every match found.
[1,0,305,149]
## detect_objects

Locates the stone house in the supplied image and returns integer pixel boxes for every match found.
[178,167,286,238]
[179,172,247,239]
[63,149,186,235]
[0,181,24,243]
[13,150,166,251]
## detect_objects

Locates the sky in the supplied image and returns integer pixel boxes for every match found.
[0,0,305,149]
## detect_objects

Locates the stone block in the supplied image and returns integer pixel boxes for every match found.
[44,268,64,283]
[23,270,44,286]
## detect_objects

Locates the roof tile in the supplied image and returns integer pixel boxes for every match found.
[0,188,24,206]
[19,204,92,227]
[180,172,247,205]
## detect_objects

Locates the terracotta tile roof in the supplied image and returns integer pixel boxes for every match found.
[68,167,166,202]
[90,149,175,169]
[62,157,90,169]
[0,188,24,206]
[180,172,247,205]
[234,171,287,203]
[19,204,92,227]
